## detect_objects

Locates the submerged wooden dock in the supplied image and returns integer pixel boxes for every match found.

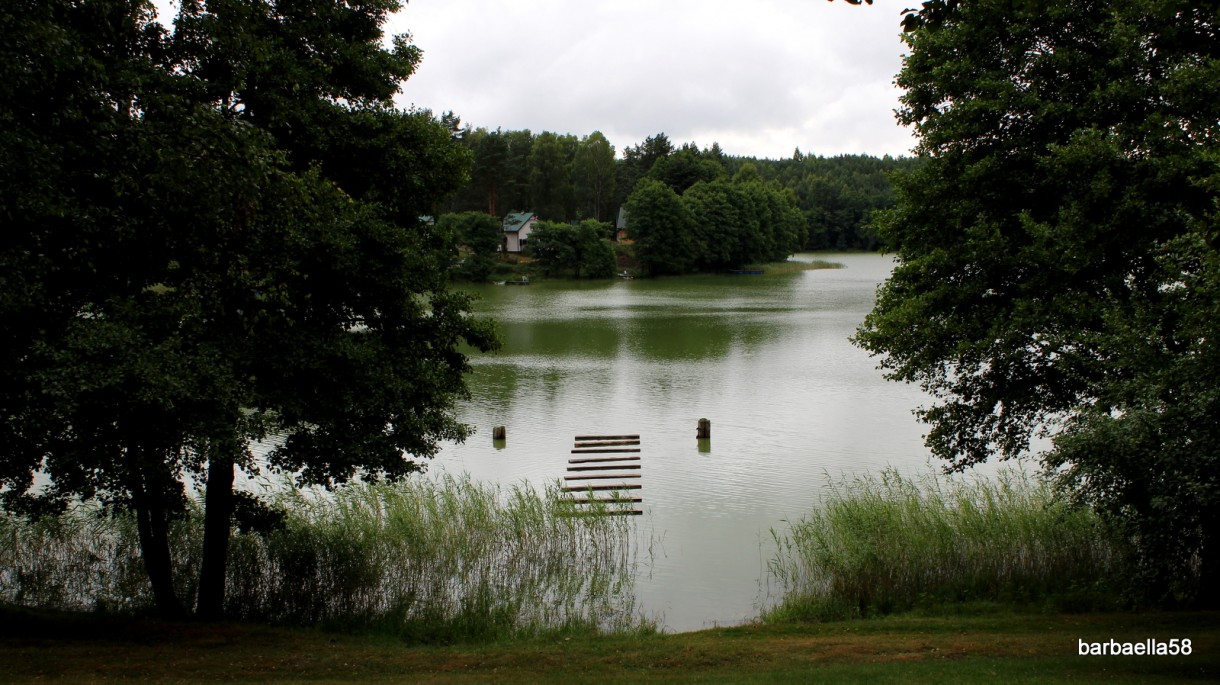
[561,434,643,516]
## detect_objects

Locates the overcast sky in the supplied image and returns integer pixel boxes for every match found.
[153,1,916,159]
[389,0,915,159]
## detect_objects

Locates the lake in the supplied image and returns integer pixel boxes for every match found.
[432,252,946,632]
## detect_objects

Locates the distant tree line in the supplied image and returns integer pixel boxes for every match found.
[440,129,917,253]
[625,164,807,276]
[443,129,618,224]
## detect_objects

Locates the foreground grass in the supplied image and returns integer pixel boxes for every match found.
[1,606,1215,683]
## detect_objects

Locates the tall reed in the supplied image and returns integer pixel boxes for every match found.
[764,468,1126,621]
[0,474,649,642]
[0,502,202,614]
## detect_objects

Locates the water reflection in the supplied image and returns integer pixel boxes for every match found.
[474,283,791,364]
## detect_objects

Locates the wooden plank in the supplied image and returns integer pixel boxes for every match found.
[565,497,643,504]
[574,434,639,441]
[564,473,641,481]
[574,438,639,443]
[559,510,643,517]
[567,464,641,472]
[572,440,640,448]
[560,484,641,492]
[568,456,640,464]
[571,448,641,454]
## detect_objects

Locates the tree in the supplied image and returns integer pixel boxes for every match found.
[732,162,762,185]
[500,129,536,215]
[0,0,207,618]
[627,133,675,174]
[683,179,748,270]
[647,143,726,194]
[614,133,674,214]
[681,174,805,271]
[529,131,576,220]
[575,218,619,278]
[0,0,497,620]
[572,131,617,222]
[737,179,806,264]
[437,211,503,281]
[526,221,578,277]
[526,220,616,279]
[792,156,903,251]
[624,179,696,276]
[441,212,503,256]
[465,128,508,215]
[573,220,618,279]
[853,0,1220,605]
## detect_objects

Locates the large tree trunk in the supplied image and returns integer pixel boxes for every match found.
[132,484,185,620]
[1198,518,1220,609]
[196,453,235,620]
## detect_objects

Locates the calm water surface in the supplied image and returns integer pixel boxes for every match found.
[433,253,946,632]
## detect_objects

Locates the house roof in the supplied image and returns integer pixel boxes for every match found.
[503,212,535,233]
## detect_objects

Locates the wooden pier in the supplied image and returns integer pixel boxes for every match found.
[561,434,643,515]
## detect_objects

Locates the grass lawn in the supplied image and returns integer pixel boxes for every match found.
[2,607,1215,684]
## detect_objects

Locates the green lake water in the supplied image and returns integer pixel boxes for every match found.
[433,252,948,632]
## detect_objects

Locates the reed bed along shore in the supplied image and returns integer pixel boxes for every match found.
[764,468,1127,622]
[0,474,650,642]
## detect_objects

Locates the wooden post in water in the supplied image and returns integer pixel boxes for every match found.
[492,425,506,448]
[696,418,711,440]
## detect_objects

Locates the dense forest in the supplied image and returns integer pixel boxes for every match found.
[438,129,917,252]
